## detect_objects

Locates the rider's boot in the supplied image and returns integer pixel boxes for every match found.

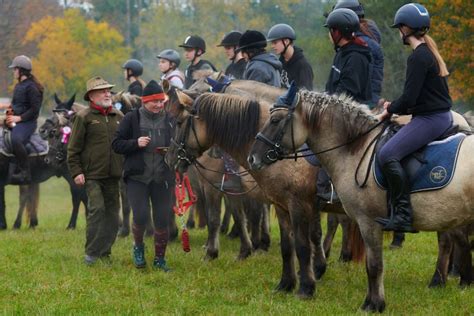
[375,160,418,233]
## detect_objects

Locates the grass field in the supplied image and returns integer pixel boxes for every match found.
[0,177,472,315]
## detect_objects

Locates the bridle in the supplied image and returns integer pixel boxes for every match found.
[172,110,203,168]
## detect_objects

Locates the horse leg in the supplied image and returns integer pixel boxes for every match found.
[229,196,253,260]
[358,221,385,313]
[204,191,221,260]
[390,232,405,249]
[244,198,261,250]
[118,179,131,237]
[259,203,271,251]
[220,204,232,234]
[13,185,28,229]
[323,213,339,259]
[429,231,452,288]
[27,183,39,228]
[449,227,472,287]
[291,203,316,298]
[310,205,327,280]
[0,185,6,229]
[274,205,296,292]
[339,214,354,262]
[66,182,83,229]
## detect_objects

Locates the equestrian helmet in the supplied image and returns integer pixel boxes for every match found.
[8,55,32,71]
[324,8,360,36]
[334,0,365,17]
[122,59,143,76]
[267,23,296,42]
[217,31,243,47]
[157,49,181,67]
[179,35,206,53]
[392,3,430,31]
[237,30,267,52]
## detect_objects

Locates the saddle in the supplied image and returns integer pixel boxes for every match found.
[0,127,48,157]
[373,124,466,193]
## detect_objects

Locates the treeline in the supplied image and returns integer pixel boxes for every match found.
[0,0,472,111]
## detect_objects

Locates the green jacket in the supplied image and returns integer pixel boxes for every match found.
[67,107,124,180]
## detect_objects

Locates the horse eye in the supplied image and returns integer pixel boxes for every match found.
[271,117,281,124]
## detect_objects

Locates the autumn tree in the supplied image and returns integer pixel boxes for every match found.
[24,9,130,110]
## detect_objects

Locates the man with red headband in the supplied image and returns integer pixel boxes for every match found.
[68,76,124,265]
[112,80,174,271]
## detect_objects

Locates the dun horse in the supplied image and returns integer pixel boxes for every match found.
[248,90,473,311]
[165,88,364,298]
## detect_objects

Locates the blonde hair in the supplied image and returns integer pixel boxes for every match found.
[423,34,449,77]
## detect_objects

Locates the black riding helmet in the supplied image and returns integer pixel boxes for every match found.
[217,31,242,47]
[236,30,267,53]
[334,0,365,17]
[267,23,296,42]
[391,3,430,31]
[324,8,360,37]
[179,35,206,54]
[122,59,143,77]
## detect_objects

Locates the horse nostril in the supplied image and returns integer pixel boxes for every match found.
[247,155,254,166]
[44,157,50,164]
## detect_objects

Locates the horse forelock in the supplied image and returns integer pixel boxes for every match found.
[299,91,378,151]
[194,93,260,153]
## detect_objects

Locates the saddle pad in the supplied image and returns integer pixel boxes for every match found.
[373,133,466,193]
[0,128,48,157]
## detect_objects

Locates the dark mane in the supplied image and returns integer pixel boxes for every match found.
[194,93,260,152]
[299,90,379,152]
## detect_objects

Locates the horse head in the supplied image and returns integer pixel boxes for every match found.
[111,91,141,115]
[248,94,308,170]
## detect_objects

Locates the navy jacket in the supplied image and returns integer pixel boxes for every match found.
[243,52,282,87]
[357,32,383,104]
[11,78,43,122]
[326,41,372,103]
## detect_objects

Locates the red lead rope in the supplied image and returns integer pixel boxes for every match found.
[173,172,197,252]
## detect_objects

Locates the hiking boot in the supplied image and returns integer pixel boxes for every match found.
[84,255,98,266]
[133,244,146,269]
[375,160,418,233]
[153,257,171,272]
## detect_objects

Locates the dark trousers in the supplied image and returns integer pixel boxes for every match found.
[127,179,172,229]
[378,111,453,165]
[85,178,120,257]
[11,121,36,168]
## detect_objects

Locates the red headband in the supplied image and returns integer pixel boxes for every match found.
[141,93,168,103]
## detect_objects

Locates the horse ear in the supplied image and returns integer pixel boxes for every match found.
[176,90,194,108]
[54,93,62,106]
[66,94,76,110]
[162,79,170,93]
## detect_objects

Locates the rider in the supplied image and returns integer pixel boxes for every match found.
[332,0,384,107]
[157,49,185,89]
[112,80,174,271]
[316,8,372,202]
[267,23,314,90]
[122,59,146,96]
[0,55,43,183]
[179,35,216,89]
[217,31,247,80]
[375,3,453,233]
[238,30,282,87]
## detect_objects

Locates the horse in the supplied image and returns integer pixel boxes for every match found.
[247,90,473,311]
[184,76,365,262]
[164,87,364,298]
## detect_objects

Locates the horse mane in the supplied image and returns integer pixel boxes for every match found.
[299,90,379,152]
[71,102,87,113]
[113,92,141,111]
[194,93,260,153]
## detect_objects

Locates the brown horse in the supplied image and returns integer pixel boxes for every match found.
[248,91,474,311]
[164,88,363,298]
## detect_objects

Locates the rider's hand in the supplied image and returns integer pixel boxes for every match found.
[6,115,21,125]
[376,109,391,122]
[383,101,391,110]
[74,174,85,186]
[137,136,151,148]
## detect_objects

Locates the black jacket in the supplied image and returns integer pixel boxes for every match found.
[326,41,372,103]
[280,46,314,90]
[225,58,247,80]
[389,43,452,115]
[11,78,43,122]
[127,80,143,96]
[111,109,173,181]
[184,59,216,89]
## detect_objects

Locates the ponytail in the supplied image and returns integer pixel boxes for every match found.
[137,78,146,89]
[30,75,44,94]
[423,34,449,77]
[18,68,44,94]
[359,19,377,42]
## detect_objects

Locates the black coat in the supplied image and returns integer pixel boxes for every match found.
[11,78,43,122]
[280,46,314,90]
[127,80,143,96]
[325,42,372,103]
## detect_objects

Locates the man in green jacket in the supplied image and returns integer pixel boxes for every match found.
[67,76,124,265]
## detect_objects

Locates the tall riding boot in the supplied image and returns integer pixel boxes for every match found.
[375,160,418,233]
[10,142,31,184]
[316,168,339,203]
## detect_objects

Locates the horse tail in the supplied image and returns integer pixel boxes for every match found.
[26,184,39,226]
[348,220,365,263]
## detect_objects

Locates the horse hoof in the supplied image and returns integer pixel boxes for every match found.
[428,274,446,288]
[187,221,195,229]
[314,264,327,280]
[459,280,472,288]
[236,250,252,261]
[259,240,271,252]
[204,250,218,261]
[296,284,315,299]
[339,253,352,263]
[66,225,76,230]
[274,279,296,293]
[117,228,130,238]
[361,298,386,313]
[13,222,21,229]
[389,243,403,250]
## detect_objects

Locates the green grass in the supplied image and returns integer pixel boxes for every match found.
[0,177,472,315]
